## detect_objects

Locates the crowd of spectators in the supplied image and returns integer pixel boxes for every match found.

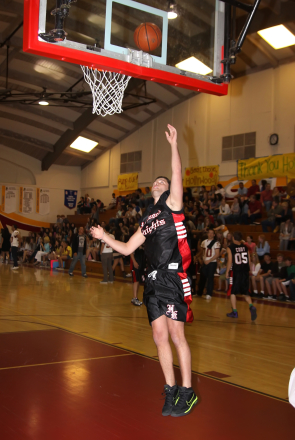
[1,180,294,301]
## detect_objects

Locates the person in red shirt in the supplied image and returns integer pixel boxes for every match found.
[241,195,262,224]
[247,179,260,198]
[260,183,273,212]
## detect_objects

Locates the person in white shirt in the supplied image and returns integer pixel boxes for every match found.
[217,199,231,225]
[11,225,21,270]
[197,228,220,299]
[131,202,142,217]
[100,225,115,284]
[107,193,117,210]
[215,184,225,198]
[279,217,293,251]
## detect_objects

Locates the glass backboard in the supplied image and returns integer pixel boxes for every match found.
[23,0,228,96]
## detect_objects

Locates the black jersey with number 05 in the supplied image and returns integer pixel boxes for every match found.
[229,243,249,272]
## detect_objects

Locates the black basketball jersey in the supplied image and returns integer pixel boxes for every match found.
[140,190,191,273]
[229,243,249,272]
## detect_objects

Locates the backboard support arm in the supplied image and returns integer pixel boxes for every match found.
[218,0,262,84]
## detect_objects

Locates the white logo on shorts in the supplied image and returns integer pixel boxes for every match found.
[148,270,157,280]
[166,304,178,320]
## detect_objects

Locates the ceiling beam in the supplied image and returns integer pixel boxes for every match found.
[2,102,74,129]
[236,1,295,35]
[0,15,13,24]
[247,35,278,67]
[96,118,129,134]
[3,70,66,93]
[0,136,46,159]
[143,94,169,110]
[62,149,96,162]
[143,108,155,117]
[155,83,184,99]
[0,19,23,47]
[0,110,64,136]
[0,2,23,15]
[117,113,142,127]
[83,129,117,144]
[0,128,53,152]
[42,108,98,170]
[15,52,82,81]
[259,0,281,15]
[237,50,258,69]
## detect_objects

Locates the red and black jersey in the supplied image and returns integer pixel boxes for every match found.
[140,190,191,273]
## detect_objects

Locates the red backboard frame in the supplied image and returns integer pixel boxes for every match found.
[23,0,228,96]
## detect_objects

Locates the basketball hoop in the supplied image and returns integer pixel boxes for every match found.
[80,66,131,117]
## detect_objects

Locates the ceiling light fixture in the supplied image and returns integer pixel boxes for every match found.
[167,0,178,19]
[70,136,98,153]
[38,100,49,106]
[258,25,295,49]
[176,57,212,75]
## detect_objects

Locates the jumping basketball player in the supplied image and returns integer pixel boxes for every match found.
[91,124,197,417]
[226,231,257,321]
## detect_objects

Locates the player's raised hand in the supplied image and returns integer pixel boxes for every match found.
[165,124,177,145]
[90,225,104,240]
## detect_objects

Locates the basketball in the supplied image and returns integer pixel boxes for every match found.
[134,23,162,53]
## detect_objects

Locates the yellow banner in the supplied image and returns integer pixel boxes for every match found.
[238,153,295,181]
[36,188,40,214]
[117,173,138,191]
[184,166,219,187]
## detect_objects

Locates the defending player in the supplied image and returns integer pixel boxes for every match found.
[91,124,197,417]
[226,231,257,321]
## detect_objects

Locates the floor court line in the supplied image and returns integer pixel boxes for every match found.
[0,306,291,404]
[0,353,134,371]
[2,313,293,367]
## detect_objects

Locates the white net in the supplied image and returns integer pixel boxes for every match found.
[80,66,131,117]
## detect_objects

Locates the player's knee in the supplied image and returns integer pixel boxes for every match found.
[152,328,168,346]
[169,329,185,347]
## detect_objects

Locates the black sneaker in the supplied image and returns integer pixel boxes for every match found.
[171,386,198,417]
[252,292,258,298]
[280,295,287,302]
[162,384,179,416]
[258,293,264,299]
[278,294,284,301]
[272,295,277,300]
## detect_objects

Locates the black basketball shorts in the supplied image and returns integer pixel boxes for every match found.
[227,270,250,296]
[143,269,194,325]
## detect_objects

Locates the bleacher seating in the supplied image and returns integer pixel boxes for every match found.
[64,199,295,279]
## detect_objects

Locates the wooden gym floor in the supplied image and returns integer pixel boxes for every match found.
[0,263,294,439]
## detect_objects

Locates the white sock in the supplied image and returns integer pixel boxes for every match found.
[261,290,264,294]
[254,290,258,293]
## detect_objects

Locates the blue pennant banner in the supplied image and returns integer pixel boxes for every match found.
[64,190,77,210]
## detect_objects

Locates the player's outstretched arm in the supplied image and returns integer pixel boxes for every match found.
[165,124,183,212]
[90,225,145,256]
[225,247,232,278]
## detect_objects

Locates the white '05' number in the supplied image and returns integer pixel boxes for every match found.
[235,252,248,264]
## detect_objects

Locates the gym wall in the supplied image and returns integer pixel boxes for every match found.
[0,145,81,228]
[81,62,295,202]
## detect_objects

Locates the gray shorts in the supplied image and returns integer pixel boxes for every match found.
[265,276,274,285]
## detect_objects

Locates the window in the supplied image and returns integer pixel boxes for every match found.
[120,151,142,173]
[222,132,256,162]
